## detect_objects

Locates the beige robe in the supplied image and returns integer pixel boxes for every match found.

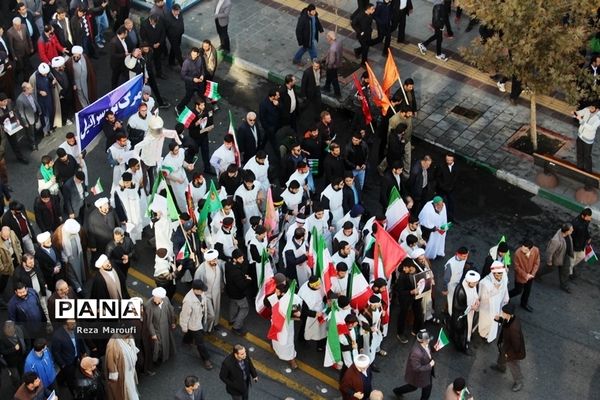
[106,338,139,400]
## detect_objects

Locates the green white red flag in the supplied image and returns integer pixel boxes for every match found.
[385,186,410,241]
[204,80,222,100]
[176,242,190,261]
[347,262,373,310]
[227,110,242,167]
[267,279,297,341]
[434,327,450,351]
[90,178,103,195]
[176,106,195,128]
[585,243,598,264]
[256,249,276,319]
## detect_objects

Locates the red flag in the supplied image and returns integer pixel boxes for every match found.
[365,62,392,116]
[374,222,407,279]
[185,183,197,224]
[352,73,373,126]
[382,49,400,96]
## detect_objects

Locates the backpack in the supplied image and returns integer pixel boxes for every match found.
[432,4,446,30]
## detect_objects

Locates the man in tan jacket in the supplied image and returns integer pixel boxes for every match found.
[179,279,213,370]
[509,239,540,312]
[543,223,574,294]
[0,226,23,309]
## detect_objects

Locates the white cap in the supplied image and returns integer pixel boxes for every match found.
[71,46,83,55]
[38,63,50,74]
[150,195,167,214]
[151,287,167,298]
[94,197,109,208]
[95,254,109,269]
[490,261,505,273]
[354,354,370,369]
[63,219,81,234]
[36,231,51,244]
[410,247,425,259]
[51,56,65,68]
[465,270,481,283]
[204,249,219,262]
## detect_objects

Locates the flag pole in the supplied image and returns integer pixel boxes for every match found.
[388,48,409,105]
[369,122,375,135]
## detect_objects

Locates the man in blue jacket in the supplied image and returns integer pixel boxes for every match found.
[24,338,57,391]
[8,281,47,340]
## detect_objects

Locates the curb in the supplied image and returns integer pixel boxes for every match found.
[176,25,600,220]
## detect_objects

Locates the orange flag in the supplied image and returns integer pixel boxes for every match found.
[382,49,400,96]
[365,62,392,116]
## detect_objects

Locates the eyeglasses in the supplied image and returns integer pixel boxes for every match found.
[248,118,255,122]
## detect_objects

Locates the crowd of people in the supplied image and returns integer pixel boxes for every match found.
[0,1,597,400]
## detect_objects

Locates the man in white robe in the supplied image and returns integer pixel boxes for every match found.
[59,219,86,295]
[209,134,236,176]
[418,196,448,260]
[243,151,269,196]
[162,141,194,212]
[193,249,223,332]
[478,261,509,343]
[188,173,207,208]
[111,172,143,242]
[358,296,385,369]
[333,221,360,251]
[267,283,302,369]
[329,263,349,298]
[305,205,333,250]
[234,171,263,235]
[149,195,175,255]
[298,276,327,347]
[109,133,134,188]
[320,178,344,229]
[106,334,139,400]
[399,215,426,248]
[442,247,469,316]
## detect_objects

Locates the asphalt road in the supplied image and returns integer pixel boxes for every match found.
[1,43,599,400]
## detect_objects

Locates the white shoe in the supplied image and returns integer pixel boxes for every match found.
[497,82,506,92]
[66,119,73,125]
[417,43,427,55]
[96,42,104,48]
[436,53,448,62]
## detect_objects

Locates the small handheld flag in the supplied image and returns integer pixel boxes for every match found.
[585,244,598,264]
[434,327,449,351]
[204,80,222,101]
[90,178,103,195]
[176,106,195,128]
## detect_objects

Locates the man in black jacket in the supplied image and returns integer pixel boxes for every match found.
[108,25,128,89]
[176,47,205,114]
[300,59,322,123]
[570,208,592,278]
[278,74,298,130]
[417,0,448,61]
[322,143,345,185]
[224,249,252,335]
[219,344,258,400]
[293,4,323,66]
[165,3,184,66]
[62,171,87,221]
[258,89,281,155]
[140,14,166,79]
[436,153,458,223]
[408,155,432,213]
[344,132,369,191]
[33,189,62,233]
[352,3,375,65]
[237,111,262,165]
[51,320,88,391]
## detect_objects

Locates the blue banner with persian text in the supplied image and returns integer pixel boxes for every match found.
[76,75,143,152]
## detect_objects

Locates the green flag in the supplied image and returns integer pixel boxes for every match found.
[165,187,180,221]
[498,235,512,266]
[197,181,223,240]
[324,300,342,366]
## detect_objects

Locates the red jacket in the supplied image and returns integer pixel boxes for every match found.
[37,34,65,64]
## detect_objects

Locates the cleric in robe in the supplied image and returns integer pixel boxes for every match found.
[478,261,509,343]
[449,270,480,355]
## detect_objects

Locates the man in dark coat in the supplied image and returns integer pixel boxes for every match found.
[408,155,432,213]
[104,227,135,278]
[237,112,262,165]
[490,303,526,392]
[322,143,345,185]
[13,253,48,299]
[340,354,372,400]
[570,207,592,279]
[62,171,87,221]
[2,201,36,254]
[33,189,62,233]
[174,375,205,400]
[176,47,206,114]
[51,320,88,391]
[165,3,184,66]
[84,197,120,264]
[224,249,252,335]
[89,254,130,300]
[258,89,281,154]
[219,344,258,400]
[34,231,65,291]
[140,14,166,79]
[352,3,375,65]
[108,26,128,89]
[380,161,409,210]
[393,329,435,399]
[292,4,323,66]
[436,153,458,223]
[54,148,80,189]
[300,59,322,123]
[391,0,413,43]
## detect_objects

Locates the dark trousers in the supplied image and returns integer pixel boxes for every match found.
[355,37,371,64]
[438,191,455,222]
[509,279,533,306]
[231,394,249,400]
[177,84,204,112]
[193,134,210,172]
[394,383,432,400]
[152,46,163,76]
[0,273,9,300]
[185,329,211,361]
[422,28,443,55]
[324,68,341,95]
[6,130,25,160]
[147,73,166,106]
[111,68,127,89]
[168,37,183,66]
[215,20,230,51]
[372,23,391,52]
[576,137,593,172]
[443,0,454,35]
[396,8,409,42]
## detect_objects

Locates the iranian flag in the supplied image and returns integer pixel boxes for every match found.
[434,327,450,351]
[176,106,195,128]
[90,178,103,195]
[204,80,222,101]
[374,222,407,279]
[385,186,410,241]
[347,263,373,310]
[256,250,276,319]
[267,279,297,341]
[307,229,336,296]
[197,181,223,241]
[323,301,342,367]
[185,183,197,224]
[227,110,242,167]
[263,187,278,237]
[585,244,598,264]
[321,247,336,296]
[176,242,190,261]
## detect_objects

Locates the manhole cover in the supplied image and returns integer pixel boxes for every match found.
[451,106,482,120]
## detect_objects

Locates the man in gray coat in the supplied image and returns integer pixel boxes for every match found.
[214,0,231,52]
[15,81,41,150]
[393,329,435,400]
[543,223,574,293]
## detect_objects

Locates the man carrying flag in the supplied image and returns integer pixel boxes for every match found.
[298,275,327,350]
[351,72,374,133]
[255,249,276,319]
[365,62,393,116]
[385,186,410,241]
[266,281,302,369]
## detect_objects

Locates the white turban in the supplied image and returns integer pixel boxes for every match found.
[204,249,219,262]
[465,270,481,283]
[36,231,51,244]
[71,46,83,55]
[38,63,50,74]
[94,197,109,208]
[490,261,505,273]
[151,287,167,299]
[51,56,65,68]
[95,254,109,269]
[410,247,425,259]
[64,219,81,234]
[354,354,370,369]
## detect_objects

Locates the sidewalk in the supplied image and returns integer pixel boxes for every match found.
[135,0,600,217]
